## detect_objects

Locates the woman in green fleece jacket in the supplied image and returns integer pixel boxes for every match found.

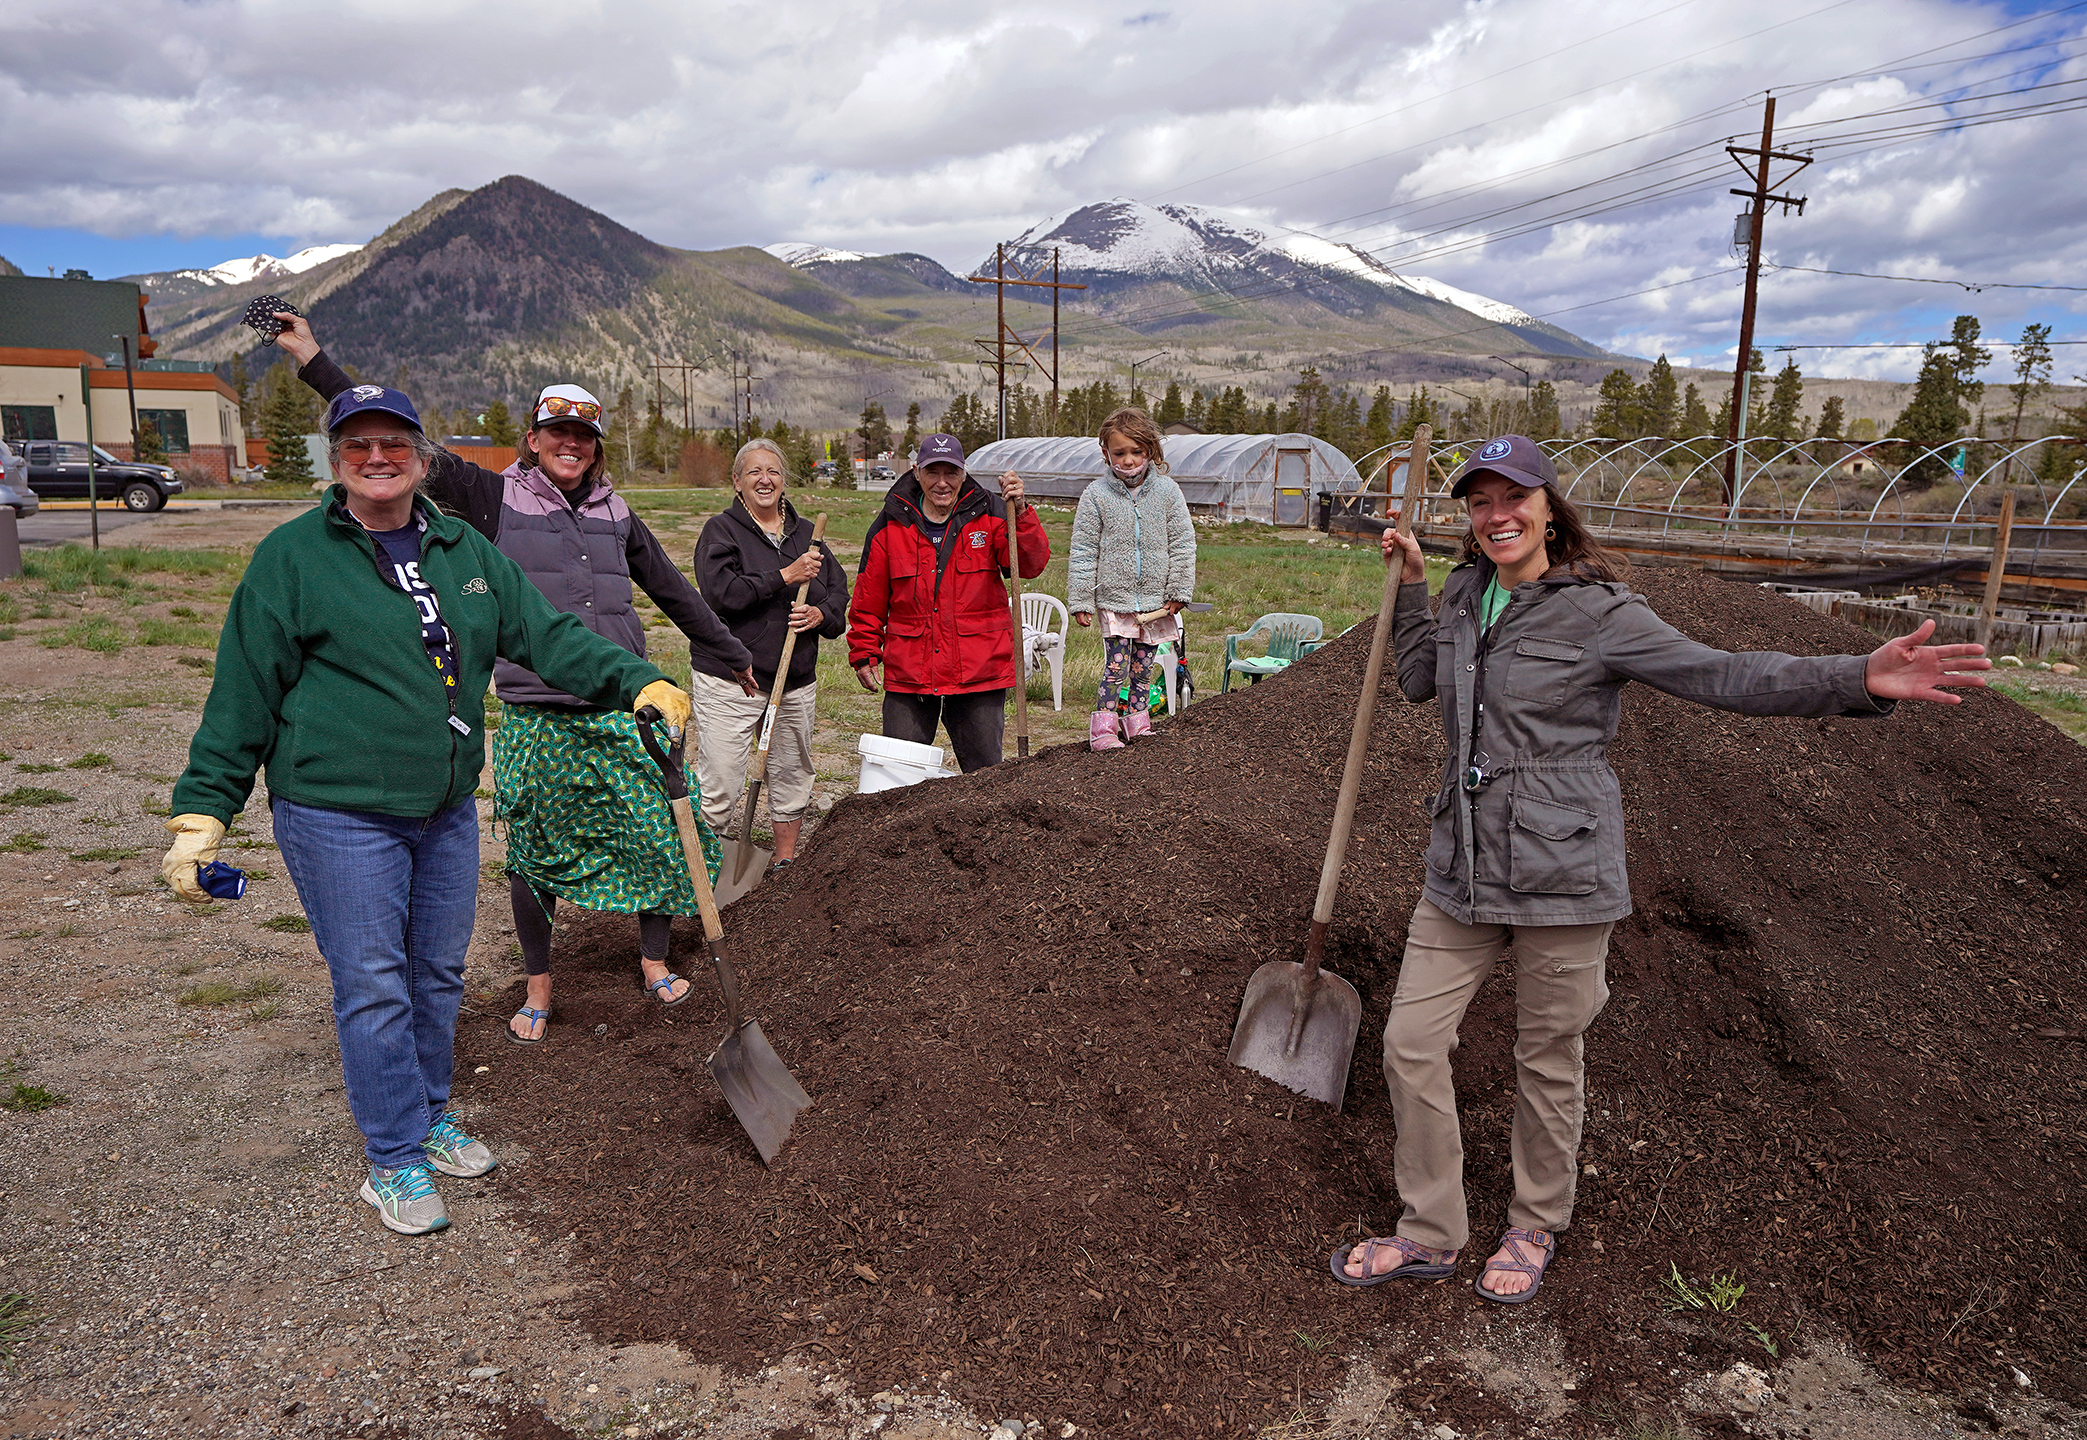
[160,384,691,1237]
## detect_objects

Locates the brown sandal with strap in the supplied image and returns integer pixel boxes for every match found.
[1474,1226,1555,1305]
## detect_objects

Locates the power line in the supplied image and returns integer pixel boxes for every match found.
[1766,263,2087,294]
[1769,339,2087,350]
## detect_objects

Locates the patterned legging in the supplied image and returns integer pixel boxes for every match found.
[1096,636,1160,714]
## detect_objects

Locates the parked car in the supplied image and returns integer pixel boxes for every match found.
[0,441,38,518]
[812,459,838,480]
[19,442,182,512]
[868,464,896,484]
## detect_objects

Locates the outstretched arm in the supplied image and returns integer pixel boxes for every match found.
[1863,619,1990,703]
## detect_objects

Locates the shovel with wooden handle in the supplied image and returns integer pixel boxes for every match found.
[1228,425,1433,1110]
[636,707,812,1165]
[716,513,828,906]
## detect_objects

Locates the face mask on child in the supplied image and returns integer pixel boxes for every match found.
[1110,459,1148,482]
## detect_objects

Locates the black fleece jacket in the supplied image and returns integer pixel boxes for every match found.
[693,497,848,693]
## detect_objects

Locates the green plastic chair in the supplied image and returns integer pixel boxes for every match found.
[1220,612,1324,693]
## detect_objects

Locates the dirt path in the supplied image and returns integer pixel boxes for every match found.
[0,563,2077,1439]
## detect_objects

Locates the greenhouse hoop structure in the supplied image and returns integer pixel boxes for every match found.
[967,433,1364,526]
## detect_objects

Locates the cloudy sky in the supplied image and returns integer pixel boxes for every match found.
[2,0,2081,382]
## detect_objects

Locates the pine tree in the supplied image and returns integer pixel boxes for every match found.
[1185,389,1208,430]
[134,418,167,466]
[2007,322,2053,448]
[483,401,519,447]
[1364,385,1395,457]
[1156,380,1185,428]
[1258,402,1279,433]
[1395,386,1438,442]
[858,401,893,459]
[1681,383,1713,436]
[1528,381,1561,440]
[901,401,922,457]
[1761,359,1806,444]
[1814,395,1845,441]
[230,354,252,437]
[1590,369,1642,440]
[262,381,317,487]
[1637,355,1679,438]
[1945,315,1991,409]
[1891,345,1971,489]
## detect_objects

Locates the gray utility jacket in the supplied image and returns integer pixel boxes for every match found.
[1066,466,1196,616]
[1392,560,1893,927]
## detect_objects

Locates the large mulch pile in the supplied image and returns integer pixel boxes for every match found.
[459,567,2087,1436]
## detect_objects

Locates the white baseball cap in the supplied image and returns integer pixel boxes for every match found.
[531,384,606,436]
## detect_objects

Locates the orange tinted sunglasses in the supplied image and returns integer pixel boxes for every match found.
[535,396,602,422]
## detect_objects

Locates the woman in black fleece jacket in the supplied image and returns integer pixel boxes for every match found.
[691,438,848,868]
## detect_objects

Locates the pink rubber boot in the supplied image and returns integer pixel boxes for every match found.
[1122,709,1153,741]
[1088,711,1125,752]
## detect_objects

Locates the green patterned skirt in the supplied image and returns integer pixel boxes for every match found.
[493,703,718,912]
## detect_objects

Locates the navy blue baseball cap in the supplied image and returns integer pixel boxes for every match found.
[324,384,424,435]
[915,433,966,469]
[1449,434,1557,498]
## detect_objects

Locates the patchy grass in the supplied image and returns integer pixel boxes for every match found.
[0,1291,42,1362]
[246,999,284,1022]
[258,914,309,933]
[177,974,285,1007]
[22,544,245,594]
[137,617,218,648]
[51,924,81,938]
[13,763,58,774]
[7,928,42,939]
[0,788,73,808]
[68,847,137,861]
[66,752,111,769]
[1992,678,2087,742]
[1,1083,65,1113]
[176,656,214,675]
[39,616,125,653]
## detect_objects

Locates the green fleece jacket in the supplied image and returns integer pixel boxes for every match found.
[173,487,668,824]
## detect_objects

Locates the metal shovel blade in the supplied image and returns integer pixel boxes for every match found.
[1228,960,1363,1109]
[712,837,772,908]
[707,1018,813,1166]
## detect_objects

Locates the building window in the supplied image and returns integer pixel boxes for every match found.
[139,409,190,454]
[2,405,59,444]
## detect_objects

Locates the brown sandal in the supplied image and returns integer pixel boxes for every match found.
[1474,1226,1555,1304]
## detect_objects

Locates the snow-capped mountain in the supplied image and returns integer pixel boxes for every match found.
[174,243,364,288]
[993,199,1538,327]
[763,242,868,267]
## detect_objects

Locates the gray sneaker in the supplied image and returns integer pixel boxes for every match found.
[360,1163,449,1235]
[424,1111,497,1178]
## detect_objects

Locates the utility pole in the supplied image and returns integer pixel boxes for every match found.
[967,243,1087,441]
[77,363,101,550]
[111,334,140,456]
[1721,94,1811,509]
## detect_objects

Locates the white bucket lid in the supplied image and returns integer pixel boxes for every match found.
[858,732,946,767]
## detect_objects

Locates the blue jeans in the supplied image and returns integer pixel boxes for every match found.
[273,796,479,1170]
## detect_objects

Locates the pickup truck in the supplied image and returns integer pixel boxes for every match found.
[19,442,183,512]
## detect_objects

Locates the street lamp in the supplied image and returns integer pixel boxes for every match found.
[112,334,140,455]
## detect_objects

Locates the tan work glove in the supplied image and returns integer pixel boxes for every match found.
[634,679,692,736]
[161,814,227,903]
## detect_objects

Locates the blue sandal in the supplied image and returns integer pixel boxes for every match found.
[645,972,691,1007]
[1329,1235,1458,1286]
[507,1006,550,1046]
[1474,1226,1555,1305]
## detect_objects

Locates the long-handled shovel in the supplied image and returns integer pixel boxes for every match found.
[1001,473,1031,758]
[1228,425,1433,1110]
[716,512,828,905]
[636,707,812,1165]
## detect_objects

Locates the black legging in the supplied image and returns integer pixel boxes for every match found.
[510,873,673,977]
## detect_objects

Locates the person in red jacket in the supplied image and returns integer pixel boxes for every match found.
[849,433,1051,771]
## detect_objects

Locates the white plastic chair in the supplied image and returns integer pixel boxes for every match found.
[1021,592,1068,710]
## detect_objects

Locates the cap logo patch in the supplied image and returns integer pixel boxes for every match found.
[352,385,385,401]
[969,531,987,548]
[1479,439,1514,461]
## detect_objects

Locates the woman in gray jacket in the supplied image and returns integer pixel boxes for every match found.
[1337,434,1988,1304]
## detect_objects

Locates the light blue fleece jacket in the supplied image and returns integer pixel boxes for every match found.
[1066,466,1197,617]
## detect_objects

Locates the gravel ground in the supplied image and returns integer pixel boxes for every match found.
[1,621,2074,1439]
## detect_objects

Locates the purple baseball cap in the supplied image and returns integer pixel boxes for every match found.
[915,433,966,469]
[1449,434,1556,498]
[324,384,424,435]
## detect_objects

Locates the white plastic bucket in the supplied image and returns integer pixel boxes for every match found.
[857,733,959,794]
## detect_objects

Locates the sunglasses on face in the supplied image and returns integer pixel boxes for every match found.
[536,396,602,422]
[339,437,418,462]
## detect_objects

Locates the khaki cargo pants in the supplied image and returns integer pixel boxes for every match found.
[1383,898,1613,1254]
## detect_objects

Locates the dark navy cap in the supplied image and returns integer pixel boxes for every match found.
[915,433,966,469]
[1449,434,1557,498]
[324,384,424,436]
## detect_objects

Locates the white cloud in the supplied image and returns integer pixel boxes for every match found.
[0,0,2080,380]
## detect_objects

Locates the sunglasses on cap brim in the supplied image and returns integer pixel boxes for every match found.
[535,396,602,423]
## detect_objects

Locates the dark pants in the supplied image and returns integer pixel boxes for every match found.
[883,689,1007,772]
[508,874,672,976]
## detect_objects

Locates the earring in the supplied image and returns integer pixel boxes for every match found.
[1545,525,1557,540]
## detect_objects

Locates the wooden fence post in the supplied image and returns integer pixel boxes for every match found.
[1976,490,2017,651]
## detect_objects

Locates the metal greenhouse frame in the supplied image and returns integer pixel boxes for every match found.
[967,433,1364,525]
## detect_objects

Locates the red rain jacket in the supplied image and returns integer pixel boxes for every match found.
[848,470,1051,695]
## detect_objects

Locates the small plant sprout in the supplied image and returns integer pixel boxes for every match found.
[1663,1261,1745,1314]
[1745,1322,1780,1358]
